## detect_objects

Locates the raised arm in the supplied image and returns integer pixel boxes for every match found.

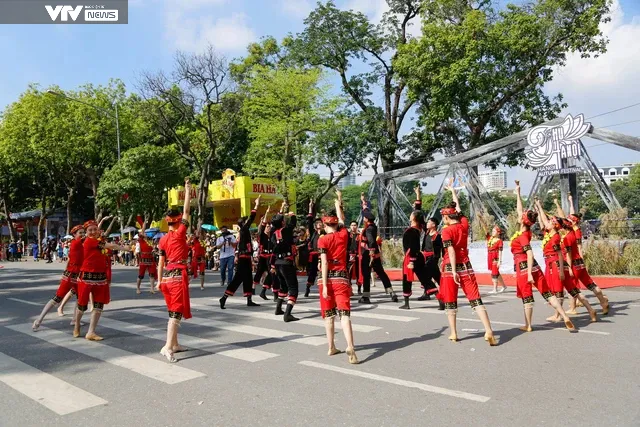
[535,198,550,230]
[307,199,315,230]
[335,189,345,225]
[554,198,567,218]
[449,185,462,213]
[568,194,576,216]
[98,215,113,229]
[104,216,117,236]
[258,205,271,235]
[515,180,523,219]
[413,185,422,211]
[244,195,260,230]
[183,177,192,221]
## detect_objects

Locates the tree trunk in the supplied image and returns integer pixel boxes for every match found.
[87,170,101,221]
[37,196,47,256]
[1,197,16,242]
[66,186,74,234]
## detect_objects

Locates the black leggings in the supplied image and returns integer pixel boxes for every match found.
[306,253,319,286]
[276,263,299,303]
[361,253,392,294]
[253,257,273,288]
[402,255,440,296]
[225,257,253,297]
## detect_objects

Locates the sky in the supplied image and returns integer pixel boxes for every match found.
[1,0,639,194]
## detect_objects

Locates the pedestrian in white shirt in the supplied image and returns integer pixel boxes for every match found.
[216,225,237,287]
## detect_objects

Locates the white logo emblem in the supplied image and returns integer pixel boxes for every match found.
[526,114,590,175]
[45,5,83,21]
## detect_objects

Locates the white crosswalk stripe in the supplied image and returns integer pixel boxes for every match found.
[0,351,108,415]
[126,308,326,346]
[7,323,206,384]
[99,317,279,362]
[193,303,382,332]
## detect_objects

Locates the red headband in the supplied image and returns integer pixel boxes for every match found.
[70,225,84,235]
[569,214,580,224]
[550,217,562,230]
[322,216,339,225]
[83,220,98,229]
[493,226,502,234]
[521,211,534,227]
[440,207,457,216]
[165,214,182,224]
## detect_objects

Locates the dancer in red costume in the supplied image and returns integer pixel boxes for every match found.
[511,182,574,333]
[479,215,506,294]
[190,232,206,290]
[72,219,131,341]
[318,189,358,364]
[136,228,157,294]
[554,197,609,315]
[254,205,280,300]
[412,186,441,303]
[157,177,192,362]
[32,224,86,331]
[439,185,497,345]
[534,200,597,323]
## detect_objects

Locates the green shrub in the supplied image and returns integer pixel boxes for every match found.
[583,239,626,275]
[381,239,404,269]
[622,242,640,276]
[598,208,631,239]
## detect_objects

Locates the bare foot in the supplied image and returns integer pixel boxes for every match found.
[32,320,40,332]
[564,320,576,331]
[448,334,459,342]
[57,310,65,317]
[519,326,533,332]
[484,334,498,346]
[160,347,177,363]
[566,309,578,315]
[602,299,610,315]
[328,347,343,356]
[589,312,598,322]
[85,333,104,341]
[73,328,81,338]
[546,315,560,323]
[172,345,188,353]
[136,289,141,295]
[346,348,359,364]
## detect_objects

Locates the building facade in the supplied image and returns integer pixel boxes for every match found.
[337,173,356,189]
[597,163,637,185]
[478,170,507,191]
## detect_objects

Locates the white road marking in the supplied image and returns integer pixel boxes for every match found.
[100,317,278,362]
[7,324,205,384]
[0,351,108,415]
[194,303,381,332]
[7,298,42,306]
[220,298,418,322]
[127,308,326,346]
[299,361,491,403]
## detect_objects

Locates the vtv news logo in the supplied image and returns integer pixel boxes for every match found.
[45,5,119,22]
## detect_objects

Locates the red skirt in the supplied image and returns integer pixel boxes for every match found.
[544,257,564,294]
[515,258,549,299]
[160,267,191,319]
[319,276,352,317]
[56,270,79,298]
[402,250,415,282]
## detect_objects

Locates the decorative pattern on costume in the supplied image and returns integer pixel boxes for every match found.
[444,302,458,310]
[572,258,585,267]
[77,304,88,312]
[328,270,348,278]
[338,309,351,318]
[444,262,473,273]
[522,296,535,304]
[82,272,107,281]
[517,260,540,270]
[319,248,327,254]
[552,244,561,251]
[323,308,337,318]
[93,302,104,310]
[522,244,532,252]
[442,240,453,248]
[159,249,167,257]
[168,311,183,320]
[554,292,564,299]
[62,270,80,279]
[469,299,483,308]
[164,269,183,278]
[541,291,553,300]
[569,288,581,297]
[586,283,598,292]
[181,219,190,227]
[53,295,63,303]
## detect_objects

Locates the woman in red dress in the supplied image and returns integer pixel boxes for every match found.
[486,225,506,294]
[511,182,574,332]
[72,219,131,340]
[157,177,192,363]
[534,200,597,323]
[439,185,497,345]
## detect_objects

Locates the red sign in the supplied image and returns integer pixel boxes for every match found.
[178,186,198,202]
[14,222,24,232]
[252,183,277,194]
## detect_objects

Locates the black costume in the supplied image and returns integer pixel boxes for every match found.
[359,207,395,304]
[271,213,299,322]
[220,209,258,308]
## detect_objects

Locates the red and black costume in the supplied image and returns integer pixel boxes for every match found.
[440,215,484,310]
[359,209,393,298]
[224,209,257,298]
[53,231,84,303]
[401,225,424,298]
[414,199,440,297]
[486,234,503,279]
[563,228,598,292]
[347,230,360,285]
[542,230,564,299]
[271,213,299,305]
[306,213,323,292]
[560,232,581,297]
[319,226,352,318]
[77,236,110,312]
[254,223,279,294]
[158,219,191,320]
[190,238,205,279]
[138,237,157,280]
[510,230,552,305]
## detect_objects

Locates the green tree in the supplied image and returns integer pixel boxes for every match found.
[394,0,610,164]
[97,145,189,228]
[612,166,640,217]
[295,173,329,214]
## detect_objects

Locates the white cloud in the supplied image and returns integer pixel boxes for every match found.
[279,0,313,19]
[165,10,256,53]
[345,0,388,22]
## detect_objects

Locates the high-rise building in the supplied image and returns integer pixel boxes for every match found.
[478,170,507,191]
[337,173,356,189]
[596,163,637,185]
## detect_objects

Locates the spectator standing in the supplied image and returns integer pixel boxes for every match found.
[216,225,237,287]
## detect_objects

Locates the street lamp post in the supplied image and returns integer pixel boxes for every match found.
[46,90,121,160]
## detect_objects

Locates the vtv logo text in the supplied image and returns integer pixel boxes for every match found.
[45,5,83,22]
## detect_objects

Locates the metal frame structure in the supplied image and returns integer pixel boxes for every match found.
[366,118,640,232]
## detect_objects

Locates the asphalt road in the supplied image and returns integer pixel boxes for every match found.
[0,261,639,427]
